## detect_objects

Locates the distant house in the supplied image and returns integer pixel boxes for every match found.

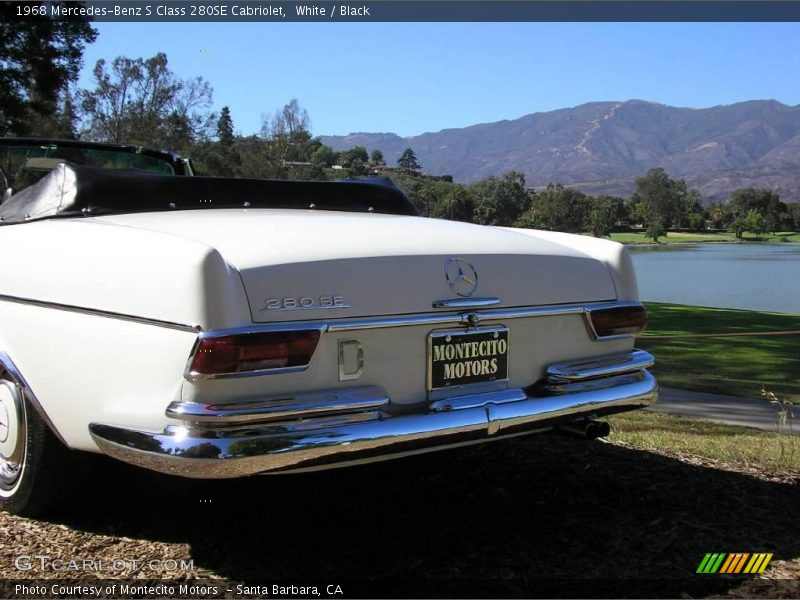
[370,164,452,182]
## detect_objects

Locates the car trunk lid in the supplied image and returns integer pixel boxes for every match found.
[93,209,617,322]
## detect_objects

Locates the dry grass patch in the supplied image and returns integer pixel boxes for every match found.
[608,411,798,473]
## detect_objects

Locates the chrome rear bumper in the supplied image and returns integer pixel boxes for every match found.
[89,350,657,478]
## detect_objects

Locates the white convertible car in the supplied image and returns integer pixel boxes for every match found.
[0,138,656,515]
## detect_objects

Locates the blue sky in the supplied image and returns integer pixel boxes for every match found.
[78,22,800,138]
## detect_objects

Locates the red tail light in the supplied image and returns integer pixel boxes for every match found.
[588,305,647,338]
[189,330,321,376]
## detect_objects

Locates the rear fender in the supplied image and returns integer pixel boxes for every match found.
[0,347,66,445]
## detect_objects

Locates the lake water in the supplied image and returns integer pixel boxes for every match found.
[628,243,800,314]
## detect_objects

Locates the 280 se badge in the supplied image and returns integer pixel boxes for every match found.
[428,327,509,390]
[260,295,349,311]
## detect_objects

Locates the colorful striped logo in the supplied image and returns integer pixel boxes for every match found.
[696,553,773,574]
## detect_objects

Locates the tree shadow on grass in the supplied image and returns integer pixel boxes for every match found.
[48,434,799,598]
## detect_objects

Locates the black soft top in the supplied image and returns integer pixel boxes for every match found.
[0,163,418,224]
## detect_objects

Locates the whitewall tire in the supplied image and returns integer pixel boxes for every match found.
[0,375,76,516]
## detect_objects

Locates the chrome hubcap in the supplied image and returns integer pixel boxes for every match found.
[0,379,26,491]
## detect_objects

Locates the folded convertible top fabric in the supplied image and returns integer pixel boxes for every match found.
[0,163,418,224]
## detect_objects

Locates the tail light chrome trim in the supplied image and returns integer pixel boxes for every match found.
[584,302,648,341]
[184,325,326,381]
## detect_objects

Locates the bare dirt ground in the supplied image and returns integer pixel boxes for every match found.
[1,434,798,598]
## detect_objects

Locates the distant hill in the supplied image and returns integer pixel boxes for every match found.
[320,100,800,203]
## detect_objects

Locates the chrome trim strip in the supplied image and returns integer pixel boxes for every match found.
[539,372,646,396]
[432,297,501,309]
[588,333,633,343]
[0,293,202,333]
[325,300,639,332]
[226,300,635,335]
[0,295,641,345]
[429,388,527,412]
[166,386,389,424]
[166,410,385,436]
[428,379,508,402]
[546,350,655,383]
[0,350,67,445]
[88,370,657,478]
[187,364,310,381]
[197,323,327,339]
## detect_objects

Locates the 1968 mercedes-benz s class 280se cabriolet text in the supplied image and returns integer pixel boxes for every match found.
[0,138,656,515]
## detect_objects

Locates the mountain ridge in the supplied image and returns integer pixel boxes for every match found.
[319,100,800,202]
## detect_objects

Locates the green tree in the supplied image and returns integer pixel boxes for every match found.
[259,98,315,178]
[339,145,370,176]
[625,197,647,227]
[370,149,385,166]
[311,144,335,167]
[262,98,310,143]
[384,170,457,218]
[409,179,440,216]
[585,195,622,238]
[216,106,234,146]
[0,1,97,136]
[55,87,80,138]
[81,52,214,149]
[522,183,587,233]
[433,185,473,222]
[646,218,666,242]
[190,106,239,177]
[730,215,747,239]
[679,188,706,230]
[397,147,421,170]
[192,100,334,181]
[632,167,686,232]
[232,135,274,178]
[729,188,786,234]
[708,202,731,229]
[785,202,800,230]
[472,171,531,226]
[514,207,545,229]
[730,209,766,239]
[743,209,766,237]
[189,140,235,177]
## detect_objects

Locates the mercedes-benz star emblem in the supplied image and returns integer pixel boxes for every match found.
[445,258,478,297]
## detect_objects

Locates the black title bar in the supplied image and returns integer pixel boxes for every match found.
[10,1,800,22]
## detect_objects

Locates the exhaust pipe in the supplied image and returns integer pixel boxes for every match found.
[557,419,611,440]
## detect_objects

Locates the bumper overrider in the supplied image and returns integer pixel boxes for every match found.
[89,350,657,478]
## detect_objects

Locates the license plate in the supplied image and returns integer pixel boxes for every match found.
[427,327,509,391]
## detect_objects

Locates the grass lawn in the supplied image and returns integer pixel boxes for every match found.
[608,410,798,473]
[639,302,800,403]
[609,230,800,244]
